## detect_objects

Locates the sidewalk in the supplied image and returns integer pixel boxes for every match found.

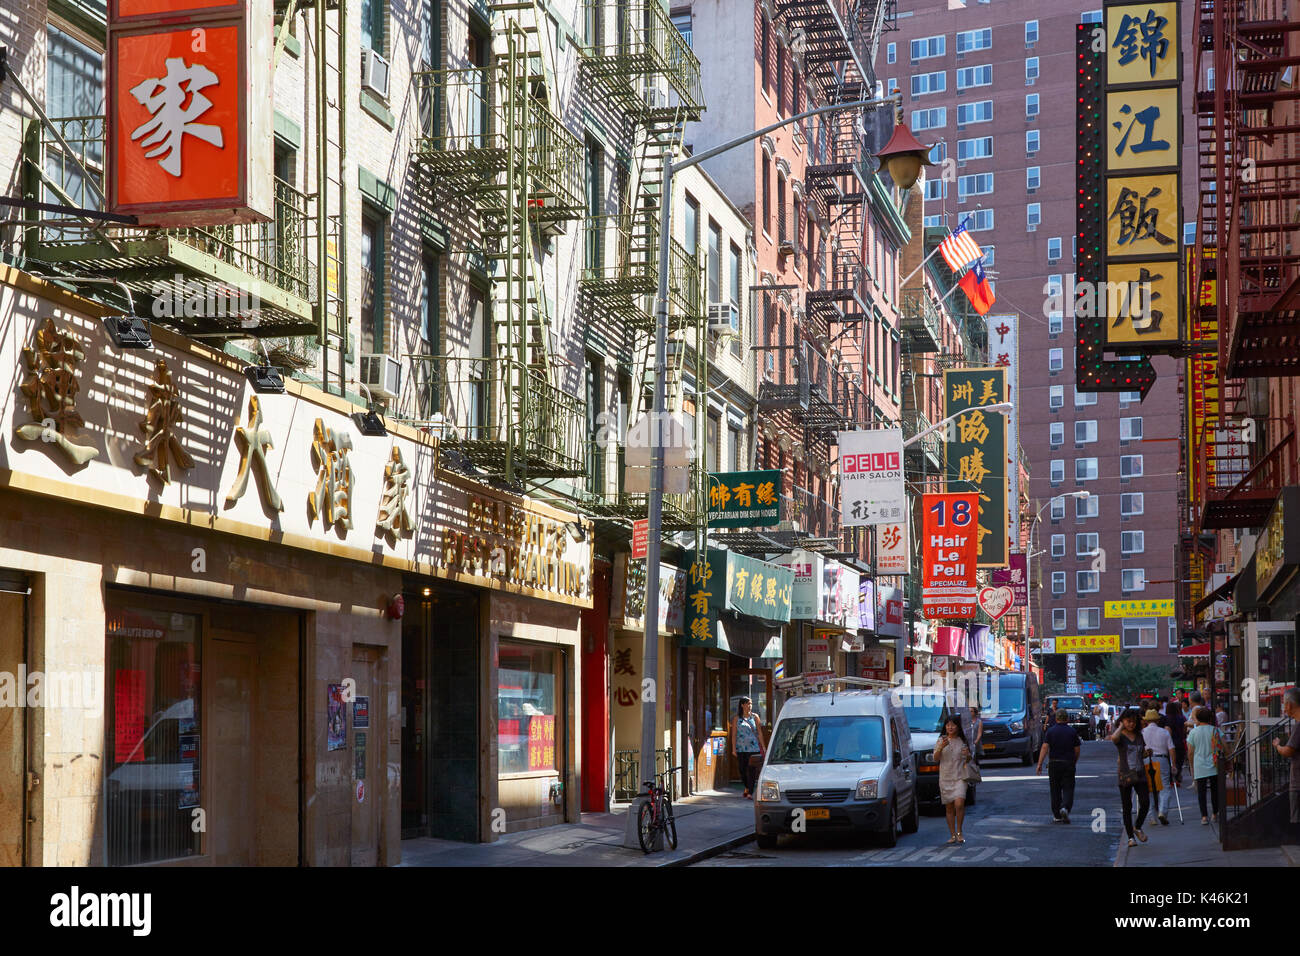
[1114,783,1300,867]
[397,786,756,867]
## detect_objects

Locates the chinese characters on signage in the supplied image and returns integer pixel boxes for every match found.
[921,493,979,620]
[528,714,556,770]
[685,550,793,648]
[985,315,1019,553]
[1104,599,1174,618]
[943,368,1008,568]
[837,428,905,527]
[991,553,1029,607]
[706,470,781,527]
[1056,634,1122,653]
[875,520,909,575]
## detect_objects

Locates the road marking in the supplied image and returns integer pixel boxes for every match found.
[981,774,1101,782]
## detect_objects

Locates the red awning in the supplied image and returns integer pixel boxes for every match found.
[1179,641,1211,657]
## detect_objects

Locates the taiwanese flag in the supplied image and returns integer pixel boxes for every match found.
[958,259,996,315]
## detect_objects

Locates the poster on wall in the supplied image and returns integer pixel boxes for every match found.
[838,428,906,527]
[327,683,347,752]
[921,492,979,620]
[353,696,370,730]
[114,669,147,763]
[528,714,556,771]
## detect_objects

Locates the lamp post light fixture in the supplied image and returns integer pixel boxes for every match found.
[873,122,936,191]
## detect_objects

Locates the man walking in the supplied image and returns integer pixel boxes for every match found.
[1190,691,1215,725]
[1142,709,1177,825]
[1036,709,1082,823]
[1272,687,1300,827]
[1165,696,1188,786]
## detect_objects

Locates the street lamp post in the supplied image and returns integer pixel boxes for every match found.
[632,92,923,844]
[1027,491,1090,675]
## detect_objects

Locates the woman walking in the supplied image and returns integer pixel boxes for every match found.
[730,697,766,799]
[1109,708,1152,848]
[934,716,973,845]
[1186,706,1223,824]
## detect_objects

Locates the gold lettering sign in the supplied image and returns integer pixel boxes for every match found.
[1105,260,1181,346]
[1057,634,1121,653]
[1106,3,1178,86]
[1106,174,1179,258]
[1106,88,1179,171]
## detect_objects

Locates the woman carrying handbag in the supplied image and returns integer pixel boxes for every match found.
[1109,708,1152,847]
[934,717,974,845]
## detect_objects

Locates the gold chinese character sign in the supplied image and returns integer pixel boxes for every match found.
[1106,3,1178,85]
[16,318,101,466]
[376,446,415,539]
[1105,260,1181,347]
[133,358,195,485]
[308,418,355,531]
[225,395,283,512]
[1106,174,1179,258]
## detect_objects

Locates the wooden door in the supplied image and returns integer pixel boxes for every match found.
[350,646,384,867]
[0,589,26,866]
[209,635,255,865]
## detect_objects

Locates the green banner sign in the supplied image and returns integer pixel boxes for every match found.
[706,470,781,528]
[685,549,793,646]
[944,368,1009,568]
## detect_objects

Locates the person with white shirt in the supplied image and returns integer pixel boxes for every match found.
[1142,709,1177,825]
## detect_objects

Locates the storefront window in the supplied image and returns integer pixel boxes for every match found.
[706,662,725,732]
[105,606,202,865]
[498,642,558,774]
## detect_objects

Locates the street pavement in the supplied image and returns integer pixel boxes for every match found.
[698,739,1201,867]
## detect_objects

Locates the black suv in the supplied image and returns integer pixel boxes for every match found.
[1045,695,1095,741]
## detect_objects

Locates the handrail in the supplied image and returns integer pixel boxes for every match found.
[1218,714,1294,848]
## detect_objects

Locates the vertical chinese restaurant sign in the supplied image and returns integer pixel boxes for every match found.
[943,367,1008,568]
[922,492,979,620]
[108,0,273,226]
[838,428,905,527]
[991,552,1029,607]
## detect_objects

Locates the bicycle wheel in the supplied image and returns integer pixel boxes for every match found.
[637,799,654,854]
[663,796,677,850]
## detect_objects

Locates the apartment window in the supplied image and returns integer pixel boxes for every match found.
[958,173,994,198]
[1027,130,1041,154]
[929,142,947,163]
[1027,203,1041,228]
[888,78,898,96]
[923,214,943,229]
[729,242,743,357]
[1076,495,1099,519]
[956,28,992,52]
[1081,10,1103,24]
[361,0,387,52]
[360,208,387,354]
[684,193,699,254]
[924,178,948,202]
[1048,311,1063,335]
[1121,492,1144,516]
[1183,222,1197,245]
[1075,420,1097,444]
[761,15,771,91]
[1078,607,1101,631]
[911,35,946,60]
[1119,391,1142,405]
[912,71,947,96]
[1026,166,1041,191]
[1051,534,1065,558]
[981,246,995,266]
[1077,570,1100,593]
[914,107,947,131]
[887,42,897,64]
[1026,20,1039,43]
[957,100,993,125]
[1123,617,1158,648]
[1049,384,1064,409]
[1076,458,1099,481]
[1050,459,1065,484]
[1076,532,1099,558]
[1048,347,1063,372]
[1047,237,1062,261]
[1050,496,1066,521]
[969,209,994,231]
[1121,530,1145,554]
[1120,416,1143,441]
[1122,569,1146,593]
[671,11,692,46]
[956,136,993,160]
[956,64,993,89]
[1074,387,1098,408]
[776,43,786,113]
[707,220,722,304]
[1046,273,1063,296]
[45,24,105,210]
[1052,572,1066,596]
[776,175,787,243]
[1026,93,1040,118]
[1052,608,1067,631]
[418,250,441,416]
[1026,57,1039,82]
[1050,422,1064,446]
[792,67,802,115]
[761,157,771,235]
[1121,454,1144,478]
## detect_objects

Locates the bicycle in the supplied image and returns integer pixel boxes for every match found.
[637,765,681,854]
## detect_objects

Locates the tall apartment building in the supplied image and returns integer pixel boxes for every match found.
[878,0,1197,678]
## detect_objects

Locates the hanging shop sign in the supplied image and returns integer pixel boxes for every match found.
[985,314,1019,555]
[977,586,1014,622]
[821,561,861,631]
[684,550,793,649]
[921,492,979,620]
[943,368,1008,568]
[610,554,687,634]
[107,0,274,225]
[932,626,966,658]
[1056,634,1121,653]
[1104,598,1174,618]
[858,578,877,633]
[1255,487,1300,602]
[991,553,1029,608]
[875,520,909,576]
[773,550,824,619]
[706,469,781,527]
[876,585,905,639]
[838,428,905,527]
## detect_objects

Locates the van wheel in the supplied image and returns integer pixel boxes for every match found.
[902,797,919,834]
[879,801,898,847]
[755,831,778,850]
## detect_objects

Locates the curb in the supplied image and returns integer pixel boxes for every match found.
[661,830,756,867]
[1113,833,1128,867]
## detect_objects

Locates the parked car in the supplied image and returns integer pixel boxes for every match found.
[1045,694,1095,740]
[894,687,978,806]
[754,689,918,849]
[977,671,1043,765]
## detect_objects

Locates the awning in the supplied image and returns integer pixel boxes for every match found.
[1193,570,1238,617]
[1179,641,1211,657]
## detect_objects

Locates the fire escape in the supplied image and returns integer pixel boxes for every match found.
[1191,0,1297,534]
[410,3,588,483]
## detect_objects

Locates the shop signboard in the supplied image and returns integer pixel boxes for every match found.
[610,555,686,633]
[1056,634,1121,653]
[773,550,824,619]
[875,520,908,576]
[1255,487,1300,602]
[943,368,1009,567]
[684,550,793,649]
[932,626,966,658]
[860,648,891,682]
[706,469,781,527]
[822,561,861,631]
[876,585,905,639]
[858,578,876,633]
[985,314,1019,555]
[991,553,1029,607]
[838,428,905,527]
[1105,599,1174,618]
[922,492,979,619]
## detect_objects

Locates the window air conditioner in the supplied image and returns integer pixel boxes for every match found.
[708,302,740,334]
[360,353,402,401]
[361,48,391,100]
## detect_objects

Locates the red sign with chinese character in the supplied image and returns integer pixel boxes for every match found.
[528,714,556,771]
[921,493,979,620]
[631,519,648,560]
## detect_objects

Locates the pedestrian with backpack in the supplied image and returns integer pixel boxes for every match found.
[1186,707,1223,824]
[1109,708,1152,848]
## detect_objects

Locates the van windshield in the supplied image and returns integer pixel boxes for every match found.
[1051,696,1086,710]
[899,700,946,733]
[981,676,1026,716]
[768,716,885,764]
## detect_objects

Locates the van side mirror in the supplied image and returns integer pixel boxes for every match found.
[892,750,901,768]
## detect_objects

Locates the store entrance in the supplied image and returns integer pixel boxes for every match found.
[0,571,29,866]
[402,583,480,841]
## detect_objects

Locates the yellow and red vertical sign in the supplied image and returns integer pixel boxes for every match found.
[108,0,273,225]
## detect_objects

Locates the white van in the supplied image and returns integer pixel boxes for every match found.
[754,689,918,849]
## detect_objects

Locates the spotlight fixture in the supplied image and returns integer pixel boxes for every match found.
[351,402,388,437]
[243,363,286,394]
[565,520,587,543]
[102,314,153,349]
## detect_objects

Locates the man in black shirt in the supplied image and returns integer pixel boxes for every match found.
[1036,709,1082,823]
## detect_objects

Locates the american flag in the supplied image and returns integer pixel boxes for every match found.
[938,220,983,272]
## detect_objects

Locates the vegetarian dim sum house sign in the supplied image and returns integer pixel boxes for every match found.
[108,0,273,226]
